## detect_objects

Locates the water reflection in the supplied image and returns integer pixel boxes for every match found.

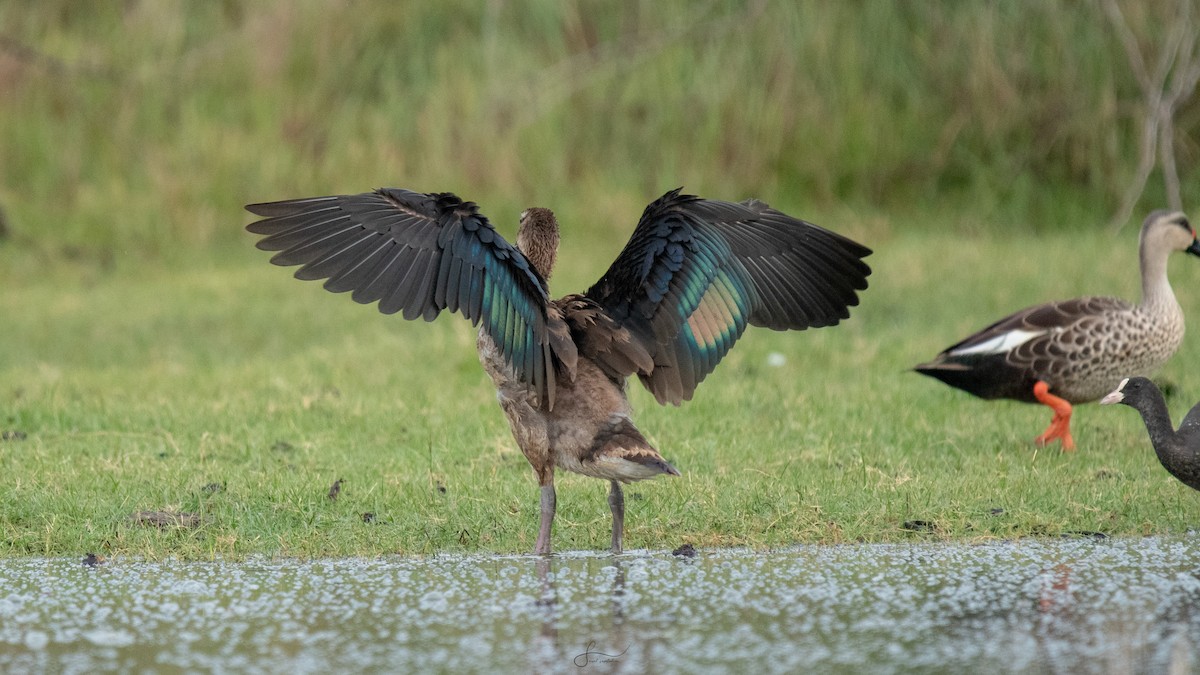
[0,537,1198,673]
[530,554,633,672]
[1028,558,1199,674]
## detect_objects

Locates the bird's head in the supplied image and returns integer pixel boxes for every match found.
[1140,210,1199,258]
[1099,376,1154,407]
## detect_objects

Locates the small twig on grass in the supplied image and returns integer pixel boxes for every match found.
[129,511,202,529]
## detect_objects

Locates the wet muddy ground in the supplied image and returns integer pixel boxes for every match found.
[1,536,1198,673]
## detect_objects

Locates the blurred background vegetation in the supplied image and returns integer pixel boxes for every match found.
[1,0,1198,266]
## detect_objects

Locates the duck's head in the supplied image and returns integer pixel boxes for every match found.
[1140,210,1200,259]
[517,207,560,282]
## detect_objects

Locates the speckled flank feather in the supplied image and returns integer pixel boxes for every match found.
[247,186,872,553]
[915,295,1180,403]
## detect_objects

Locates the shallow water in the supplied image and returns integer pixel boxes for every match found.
[1,537,1198,674]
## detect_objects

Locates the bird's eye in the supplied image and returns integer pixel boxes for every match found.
[520,209,529,221]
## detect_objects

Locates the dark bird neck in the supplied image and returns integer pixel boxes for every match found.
[1130,389,1181,461]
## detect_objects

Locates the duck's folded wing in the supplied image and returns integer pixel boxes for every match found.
[938,297,1131,367]
[246,188,558,406]
[584,188,872,405]
[914,296,1134,400]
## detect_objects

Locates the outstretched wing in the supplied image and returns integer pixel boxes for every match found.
[585,188,872,405]
[246,188,559,407]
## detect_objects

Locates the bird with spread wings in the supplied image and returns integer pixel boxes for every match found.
[247,187,872,554]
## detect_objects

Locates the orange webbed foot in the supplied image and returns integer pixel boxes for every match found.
[1032,381,1075,451]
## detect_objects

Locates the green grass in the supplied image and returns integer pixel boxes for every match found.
[2,2,1200,559]
[3,224,1199,560]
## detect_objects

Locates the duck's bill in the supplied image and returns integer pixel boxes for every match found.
[1099,390,1124,405]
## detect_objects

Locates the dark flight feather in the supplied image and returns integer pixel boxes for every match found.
[586,188,871,404]
[246,188,561,407]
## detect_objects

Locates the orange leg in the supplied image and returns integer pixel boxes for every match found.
[1032,381,1075,451]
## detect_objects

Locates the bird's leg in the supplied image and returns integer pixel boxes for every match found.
[1032,381,1075,451]
[608,480,625,554]
[534,476,556,556]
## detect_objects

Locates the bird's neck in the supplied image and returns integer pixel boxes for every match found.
[517,227,559,285]
[1138,245,1181,314]
[526,248,556,283]
[1131,393,1178,460]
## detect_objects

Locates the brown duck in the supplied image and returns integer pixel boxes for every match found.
[246,187,872,554]
[916,210,1200,451]
[1100,377,1200,491]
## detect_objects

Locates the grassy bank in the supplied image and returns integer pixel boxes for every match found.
[2,224,1199,559]
[3,2,1199,559]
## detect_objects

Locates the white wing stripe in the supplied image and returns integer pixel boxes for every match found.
[951,329,1047,356]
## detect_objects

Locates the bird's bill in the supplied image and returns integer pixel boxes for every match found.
[1099,377,1131,405]
[1188,237,1200,257]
